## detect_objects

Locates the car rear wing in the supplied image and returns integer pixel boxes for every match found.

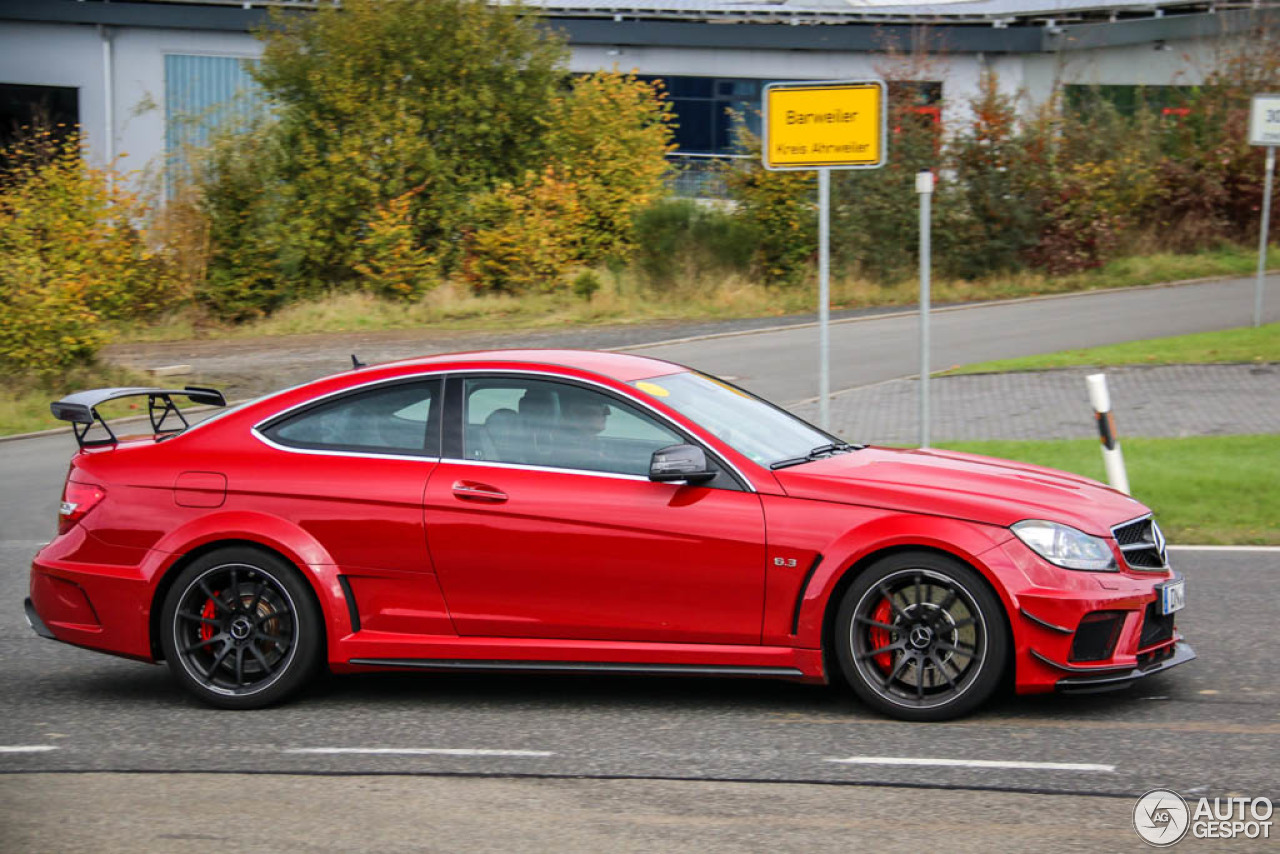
[50,386,226,448]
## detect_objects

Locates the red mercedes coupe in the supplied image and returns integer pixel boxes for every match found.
[27,350,1192,720]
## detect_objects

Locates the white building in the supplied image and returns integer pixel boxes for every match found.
[0,0,1273,180]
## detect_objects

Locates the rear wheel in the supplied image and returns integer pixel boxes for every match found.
[834,552,1008,722]
[160,547,321,709]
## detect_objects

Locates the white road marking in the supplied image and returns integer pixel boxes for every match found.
[826,756,1115,773]
[0,745,59,754]
[284,747,554,757]
[1169,545,1280,553]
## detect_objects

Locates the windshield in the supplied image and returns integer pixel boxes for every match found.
[630,371,837,467]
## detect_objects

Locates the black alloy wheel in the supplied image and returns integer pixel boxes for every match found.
[160,547,322,709]
[834,552,1008,722]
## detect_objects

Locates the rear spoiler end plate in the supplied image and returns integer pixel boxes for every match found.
[50,386,226,448]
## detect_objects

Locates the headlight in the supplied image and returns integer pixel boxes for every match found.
[1012,520,1117,571]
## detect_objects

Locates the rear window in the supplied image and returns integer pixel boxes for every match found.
[262,380,441,456]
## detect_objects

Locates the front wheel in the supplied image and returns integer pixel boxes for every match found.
[834,552,1008,722]
[160,547,322,709]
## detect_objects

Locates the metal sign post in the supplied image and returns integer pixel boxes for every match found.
[1260,146,1275,328]
[916,170,934,448]
[817,168,831,428]
[1249,94,1280,327]
[763,80,887,431]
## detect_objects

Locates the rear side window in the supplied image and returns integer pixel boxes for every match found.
[263,379,440,456]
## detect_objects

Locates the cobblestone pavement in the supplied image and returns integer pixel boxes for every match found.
[791,363,1280,444]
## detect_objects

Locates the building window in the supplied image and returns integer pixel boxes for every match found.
[164,54,263,185]
[1064,84,1193,117]
[638,75,764,155]
[0,83,79,151]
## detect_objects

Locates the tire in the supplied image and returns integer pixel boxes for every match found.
[159,546,322,710]
[833,551,1008,722]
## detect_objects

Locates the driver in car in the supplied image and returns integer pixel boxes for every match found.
[557,391,610,469]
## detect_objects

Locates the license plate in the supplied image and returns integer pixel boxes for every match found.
[1159,579,1186,615]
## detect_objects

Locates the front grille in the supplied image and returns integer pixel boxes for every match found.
[1139,600,1175,649]
[1070,611,1125,662]
[1112,515,1168,571]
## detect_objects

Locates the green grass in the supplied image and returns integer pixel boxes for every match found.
[937,435,1280,545]
[113,244,1280,344]
[947,323,1280,375]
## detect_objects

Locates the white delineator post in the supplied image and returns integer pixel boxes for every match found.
[1085,373,1130,495]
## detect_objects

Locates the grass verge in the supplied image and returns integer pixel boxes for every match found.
[937,435,1279,545]
[946,323,1280,375]
[114,244,1279,343]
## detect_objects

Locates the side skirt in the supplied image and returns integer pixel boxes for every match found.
[348,658,803,678]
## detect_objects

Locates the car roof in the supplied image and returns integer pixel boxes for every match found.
[378,349,688,383]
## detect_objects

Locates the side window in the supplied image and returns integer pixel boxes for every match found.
[265,380,440,456]
[462,378,683,476]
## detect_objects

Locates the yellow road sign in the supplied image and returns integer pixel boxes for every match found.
[763,80,886,171]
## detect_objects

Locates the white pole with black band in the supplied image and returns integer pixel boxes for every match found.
[1086,373,1130,495]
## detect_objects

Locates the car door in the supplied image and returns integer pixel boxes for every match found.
[422,374,767,645]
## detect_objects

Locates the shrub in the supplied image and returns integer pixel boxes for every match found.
[0,128,170,373]
[571,270,602,301]
[945,72,1044,278]
[192,122,296,321]
[828,88,949,282]
[460,72,675,294]
[724,126,816,286]
[631,198,753,289]
[353,188,440,300]
[541,71,676,264]
[190,0,568,312]
[460,168,585,294]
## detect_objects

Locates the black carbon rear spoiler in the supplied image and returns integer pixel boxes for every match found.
[50,386,226,448]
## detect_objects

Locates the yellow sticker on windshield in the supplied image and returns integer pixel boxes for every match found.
[636,381,670,398]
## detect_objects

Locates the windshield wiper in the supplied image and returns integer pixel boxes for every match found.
[769,442,863,470]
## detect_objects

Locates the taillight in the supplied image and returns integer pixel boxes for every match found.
[58,482,106,535]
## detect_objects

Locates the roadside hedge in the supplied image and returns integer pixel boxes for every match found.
[0,129,172,373]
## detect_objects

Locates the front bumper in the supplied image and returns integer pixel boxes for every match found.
[24,597,56,640]
[994,538,1192,694]
[1053,641,1197,694]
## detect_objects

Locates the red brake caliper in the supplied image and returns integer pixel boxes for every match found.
[869,597,895,673]
[199,596,218,648]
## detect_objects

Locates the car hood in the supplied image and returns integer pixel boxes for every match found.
[771,447,1149,536]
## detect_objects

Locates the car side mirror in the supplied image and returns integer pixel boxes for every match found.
[649,444,717,484]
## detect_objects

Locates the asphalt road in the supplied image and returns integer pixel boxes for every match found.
[3,279,1277,851]
[0,544,1275,796]
[633,275,1280,404]
[2,437,1278,851]
[100,274,1279,404]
